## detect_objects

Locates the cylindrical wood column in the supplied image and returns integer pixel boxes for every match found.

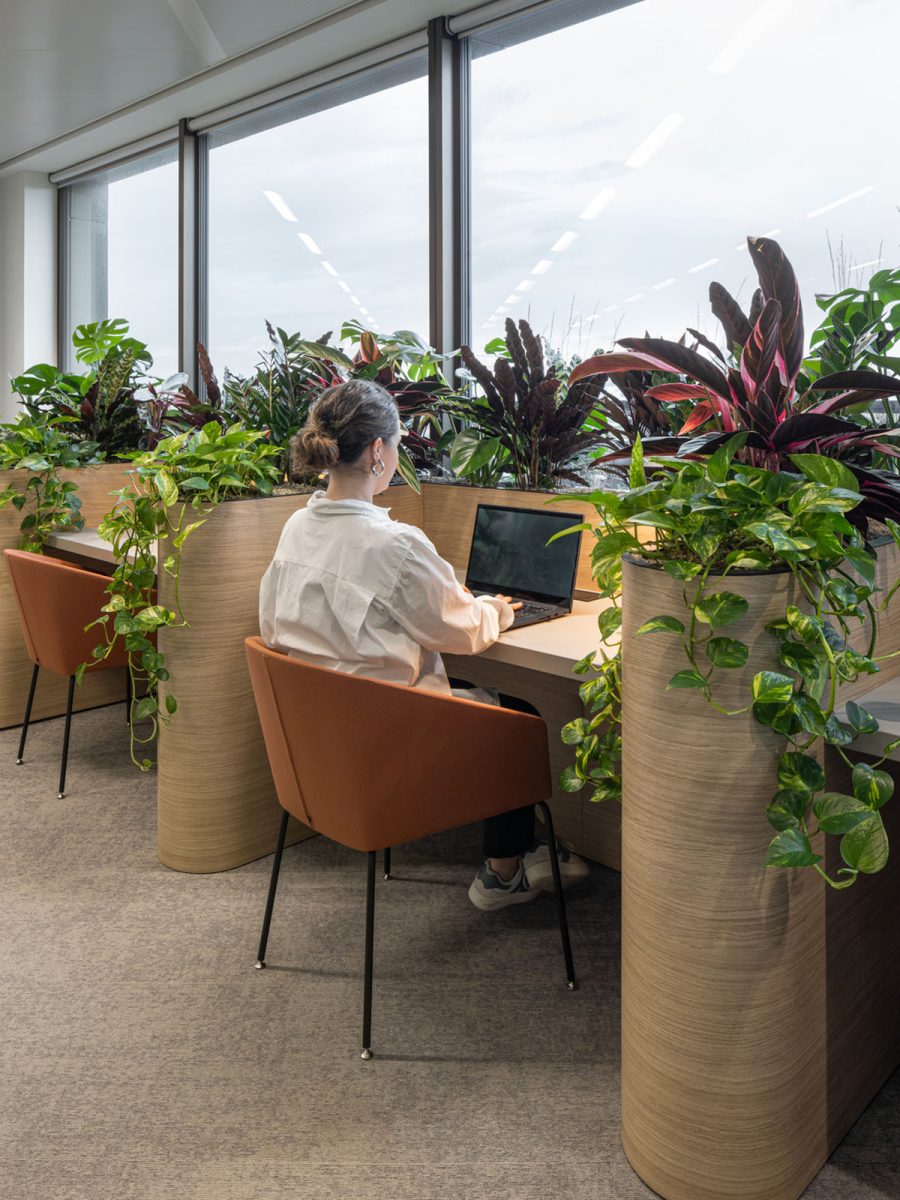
[620,557,828,1200]
[157,485,424,872]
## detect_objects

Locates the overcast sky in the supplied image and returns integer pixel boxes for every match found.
[103,0,900,381]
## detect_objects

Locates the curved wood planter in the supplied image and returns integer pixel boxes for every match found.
[620,556,900,1200]
[156,485,423,873]
[0,463,133,729]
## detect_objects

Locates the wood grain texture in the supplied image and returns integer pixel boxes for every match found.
[823,748,900,1153]
[421,483,599,592]
[1,464,133,729]
[156,485,422,872]
[620,558,829,1200]
[442,653,584,851]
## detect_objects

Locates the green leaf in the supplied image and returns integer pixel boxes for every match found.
[813,792,873,834]
[165,692,177,715]
[560,765,586,793]
[824,716,854,746]
[661,560,702,581]
[753,671,795,704]
[154,470,178,508]
[597,607,622,640]
[840,813,889,874]
[765,828,822,868]
[135,696,157,720]
[766,789,808,831]
[786,606,821,644]
[561,718,591,746]
[629,436,646,489]
[667,669,708,690]
[753,700,799,736]
[705,636,748,668]
[845,700,879,735]
[788,453,860,495]
[843,545,876,587]
[777,751,825,794]
[693,591,749,628]
[791,695,828,736]
[635,615,685,636]
[851,763,894,810]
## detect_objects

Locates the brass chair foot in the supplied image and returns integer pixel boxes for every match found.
[360,1048,373,1060]
[567,980,579,991]
[255,960,265,970]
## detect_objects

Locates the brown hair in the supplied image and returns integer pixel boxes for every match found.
[290,380,400,476]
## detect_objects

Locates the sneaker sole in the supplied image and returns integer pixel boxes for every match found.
[526,865,590,893]
[467,882,541,912]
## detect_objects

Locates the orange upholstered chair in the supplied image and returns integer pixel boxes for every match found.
[4,549,130,797]
[244,635,576,1059]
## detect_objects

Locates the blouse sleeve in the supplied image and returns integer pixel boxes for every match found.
[385,528,515,654]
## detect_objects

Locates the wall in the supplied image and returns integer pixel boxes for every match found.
[0,172,56,421]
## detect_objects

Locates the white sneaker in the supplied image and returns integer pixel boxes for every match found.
[523,841,590,892]
[468,861,539,911]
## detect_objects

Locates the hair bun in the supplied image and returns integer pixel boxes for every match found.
[290,425,340,474]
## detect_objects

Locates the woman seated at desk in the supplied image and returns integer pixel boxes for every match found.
[259,379,587,909]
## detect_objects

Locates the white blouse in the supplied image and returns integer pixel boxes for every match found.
[258,491,515,694]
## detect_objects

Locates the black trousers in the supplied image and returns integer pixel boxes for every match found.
[449,679,539,859]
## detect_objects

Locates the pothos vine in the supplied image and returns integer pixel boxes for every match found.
[560,436,900,889]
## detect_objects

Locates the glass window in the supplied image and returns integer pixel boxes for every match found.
[62,148,179,376]
[207,66,429,376]
[470,0,900,361]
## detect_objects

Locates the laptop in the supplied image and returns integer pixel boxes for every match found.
[464,503,584,628]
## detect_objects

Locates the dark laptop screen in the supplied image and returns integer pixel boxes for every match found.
[465,505,583,605]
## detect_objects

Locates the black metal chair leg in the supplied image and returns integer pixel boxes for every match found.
[125,667,132,723]
[16,663,39,764]
[383,846,391,880]
[255,808,290,969]
[361,850,376,1060]
[57,675,76,799]
[537,801,577,990]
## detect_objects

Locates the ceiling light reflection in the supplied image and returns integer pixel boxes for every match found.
[262,190,297,222]
[626,114,684,169]
[579,187,616,221]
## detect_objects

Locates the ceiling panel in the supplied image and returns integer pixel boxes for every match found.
[0,0,478,172]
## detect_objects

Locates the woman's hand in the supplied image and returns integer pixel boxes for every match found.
[494,594,523,611]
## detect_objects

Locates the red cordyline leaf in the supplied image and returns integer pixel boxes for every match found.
[618,337,732,400]
[747,237,804,389]
[644,383,711,403]
[739,298,781,402]
[678,401,716,434]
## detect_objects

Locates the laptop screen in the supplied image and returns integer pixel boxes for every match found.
[465,504,583,606]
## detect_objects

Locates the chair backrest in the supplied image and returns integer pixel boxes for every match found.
[244,636,552,853]
[4,549,128,676]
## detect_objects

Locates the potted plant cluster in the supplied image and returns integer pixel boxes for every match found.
[553,237,900,1200]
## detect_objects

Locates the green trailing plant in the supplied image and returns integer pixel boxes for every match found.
[87,423,282,768]
[449,318,602,489]
[0,414,100,550]
[561,436,900,890]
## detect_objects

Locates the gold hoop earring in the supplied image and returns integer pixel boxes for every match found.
[372,459,385,478]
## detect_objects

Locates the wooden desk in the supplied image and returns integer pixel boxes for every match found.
[445,589,621,869]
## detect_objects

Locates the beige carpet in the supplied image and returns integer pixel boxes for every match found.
[1,704,897,1200]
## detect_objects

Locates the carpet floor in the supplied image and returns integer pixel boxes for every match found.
[1,704,898,1200]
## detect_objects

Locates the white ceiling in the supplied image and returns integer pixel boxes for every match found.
[0,0,476,174]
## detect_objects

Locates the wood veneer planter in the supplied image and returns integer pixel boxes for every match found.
[0,463,133,729]
[156,484,424,873]
[619,556,900,1200]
